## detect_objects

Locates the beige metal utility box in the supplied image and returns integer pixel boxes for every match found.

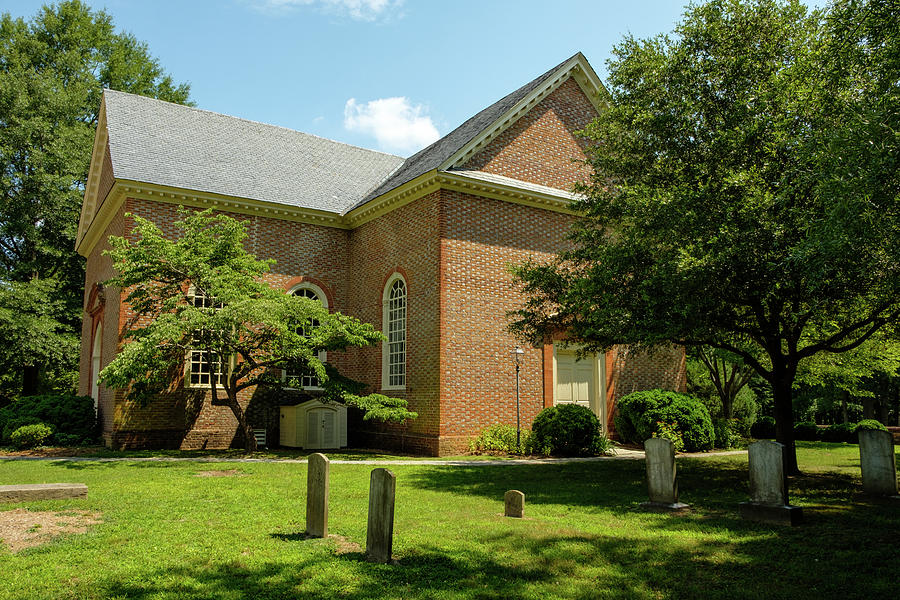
[279,400,348,449]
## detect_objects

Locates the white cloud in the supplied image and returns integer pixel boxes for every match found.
[252,0,404,21]
[344,97,440,155]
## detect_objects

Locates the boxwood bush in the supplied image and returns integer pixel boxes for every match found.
[713,418,743,449]
[793,421,821,441]
[0,395,97,446]
[9,423,54,449]
[855,419,888,432]
[820,422,857,443]
[530,404,610,456]
[614,389,714,452]
[750,416,776,439]
[468,424,529,454]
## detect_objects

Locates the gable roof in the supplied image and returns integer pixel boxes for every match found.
[103,89,405,214]
[347,52,601,212]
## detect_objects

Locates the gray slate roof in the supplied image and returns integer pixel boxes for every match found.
[104,90,405,214]
[347,53,579,212]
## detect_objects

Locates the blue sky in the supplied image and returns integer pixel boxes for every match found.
[4,0,825,157]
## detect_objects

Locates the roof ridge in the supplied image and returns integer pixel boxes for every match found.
[102,88,404,160]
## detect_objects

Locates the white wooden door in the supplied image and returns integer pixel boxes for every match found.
[556,350,595,409]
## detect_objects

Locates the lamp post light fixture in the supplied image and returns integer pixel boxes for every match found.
[512,346,525,451]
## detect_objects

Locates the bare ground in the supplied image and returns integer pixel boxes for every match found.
[0,508,102,553]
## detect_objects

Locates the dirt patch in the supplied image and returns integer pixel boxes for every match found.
[330,534,362,554]
[0,446,105,458]
[0,508,102,553]
[194,469,246,477]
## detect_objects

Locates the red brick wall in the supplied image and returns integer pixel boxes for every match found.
[437,190,574,453]
[463,77,596,191]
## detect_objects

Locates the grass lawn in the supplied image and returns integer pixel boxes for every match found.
[0,442,897,600]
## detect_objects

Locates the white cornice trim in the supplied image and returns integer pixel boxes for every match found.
[442,52,608,171]
[76,97,109,249]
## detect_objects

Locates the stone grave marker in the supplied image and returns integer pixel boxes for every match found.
[305,453,329,538]
[858,430,899,497]
[641,437,689,512]
[739,440,803,525]
[366,467,396,563]
[0,483,88,503]
[504,490,525,518]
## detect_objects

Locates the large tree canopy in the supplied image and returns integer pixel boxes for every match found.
[510,0,900,474]
[100,209,417,451]
[0,0,191,398]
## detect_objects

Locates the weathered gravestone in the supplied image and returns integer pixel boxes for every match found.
[366,467,396,563]
[305,453,329,538]
[641,438,689,512]
[0,483,88,503]
[858,430,899,497]
[739,440,803,525]
[504,490,525,518]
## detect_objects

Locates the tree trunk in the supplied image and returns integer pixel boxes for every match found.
[225,389,257,452]
[772,371,800,476]
[841,390,849,424]
[722,394,734,420]
[22,365,39,397]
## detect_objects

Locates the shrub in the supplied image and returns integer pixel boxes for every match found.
[855,419,888,432]
[714,418,742,449]
[821,422,857,443]
[9,423,54,449]
[0,395,97,446]
[793,421,820,441]
[614,389,715,452]
[530,404,608,456]
[468,424,529,454]
[652,421,685,452]
[750,416,776,439]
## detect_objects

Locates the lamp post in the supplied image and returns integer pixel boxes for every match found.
[512,346,524,451]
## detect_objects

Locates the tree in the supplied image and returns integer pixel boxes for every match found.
[99,209,417,451]
[692,347,755,421]
[0,1,191,397]
[510,0,900,474]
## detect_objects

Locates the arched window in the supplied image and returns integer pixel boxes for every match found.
[382,274,406,389]
[286,282,328,389]
[90,323,103,410]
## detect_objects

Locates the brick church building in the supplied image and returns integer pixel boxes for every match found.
[75,53,686,454]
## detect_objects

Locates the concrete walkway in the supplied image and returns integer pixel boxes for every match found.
[0,449,746,466]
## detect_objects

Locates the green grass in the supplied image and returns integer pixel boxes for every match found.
[0,442,897,599]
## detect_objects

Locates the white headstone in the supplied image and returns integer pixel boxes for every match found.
[748,440,787,505]
[305,453,329,538]
[859,430,899,496]
[645,437,678,504]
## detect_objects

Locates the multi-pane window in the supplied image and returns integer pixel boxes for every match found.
[384,277,406,388]
[187,288,228,387]
[285,285,326,389]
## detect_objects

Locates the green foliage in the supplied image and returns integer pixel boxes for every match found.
[530,404,610,456]
[614,390,715,452]
[468,424,530,454]
[0,394,97,445]
[713,418,743,449]
[9,422,53,449]
[101,209,415,450]
[652,421,685,453]
[820,422,857,443]
[793,421,820,442]
[855,419,888,432]
[0,1,191,396]
[510,0,900,473]
[750,416,777,439]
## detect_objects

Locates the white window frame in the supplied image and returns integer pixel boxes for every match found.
[184,286,229,389]
[381,273,407,390]
[90,322,103,411]
[284,282,329,391]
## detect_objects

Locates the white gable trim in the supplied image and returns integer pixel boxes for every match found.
[76,96,110,249]
[441,52,607,171]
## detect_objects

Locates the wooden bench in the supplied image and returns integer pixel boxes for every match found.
[0,483,88,503]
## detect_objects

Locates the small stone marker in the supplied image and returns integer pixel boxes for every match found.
[739,440,803,526]
[858,430,899,497]
[305,453,329,538]
[504,490,525,518]
[641,438,689,512]
[0,483,88,503]
[366,467,396,563]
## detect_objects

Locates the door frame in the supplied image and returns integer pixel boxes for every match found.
[551,343,607,432]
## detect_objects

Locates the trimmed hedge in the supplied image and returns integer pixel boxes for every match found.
[855,419,888,432]
[713,418,742,449]
[530,404,610,456]
[468,424,529,454]
[821,422,856,443]
[0,395,97,446]
[9,423,54,449]
[614,389,714,452]
[750,416,776,439]
[793,421,820,441]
